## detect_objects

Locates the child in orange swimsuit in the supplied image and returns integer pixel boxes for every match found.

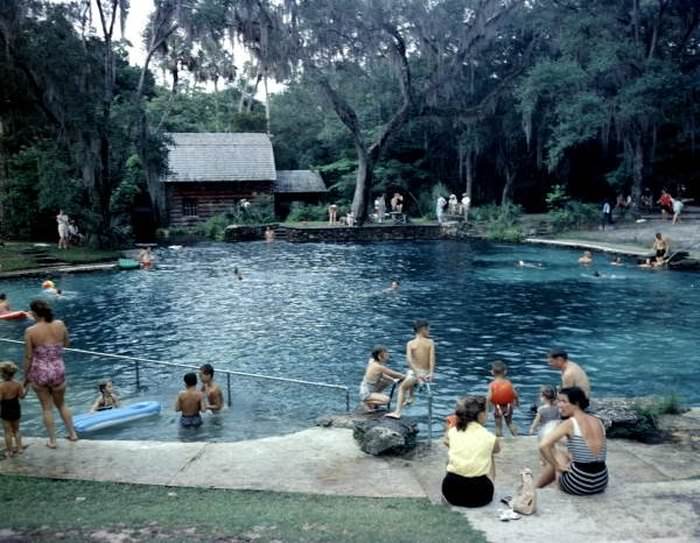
[486,360,519,437]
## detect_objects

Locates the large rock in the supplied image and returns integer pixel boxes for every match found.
[590,397,683,443]
[352,417,418,456]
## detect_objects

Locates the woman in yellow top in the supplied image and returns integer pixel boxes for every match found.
[442,395,501,507]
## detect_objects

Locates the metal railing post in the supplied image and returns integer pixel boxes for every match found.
[227,373,232,407]
[135,360,141,390]
[427,383,433,447]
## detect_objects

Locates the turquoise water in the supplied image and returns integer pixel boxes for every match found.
[1,240,698,442]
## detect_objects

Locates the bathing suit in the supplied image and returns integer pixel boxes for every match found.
[180,414,202,428]
[359,371,384,401]
[559,417,608,496]
[0,397,20,422]
[96,395,117,411]
[28,344,66,387]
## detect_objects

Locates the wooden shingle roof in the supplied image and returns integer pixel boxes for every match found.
[164,132,276,182]
[274,170,328,193]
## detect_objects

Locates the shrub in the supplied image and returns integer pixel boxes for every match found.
[286,202,329,222]
[549,201,599,232]
[471,202,523,242]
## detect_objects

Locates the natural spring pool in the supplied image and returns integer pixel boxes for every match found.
[1,240,698,442]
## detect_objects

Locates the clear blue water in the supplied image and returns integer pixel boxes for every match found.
[1,240,698,442]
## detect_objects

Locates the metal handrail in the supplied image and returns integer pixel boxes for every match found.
[0,338,351,411]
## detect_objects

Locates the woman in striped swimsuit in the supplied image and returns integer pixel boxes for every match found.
[536,387,608,495]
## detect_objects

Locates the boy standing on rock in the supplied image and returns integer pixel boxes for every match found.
[387,319,435,419]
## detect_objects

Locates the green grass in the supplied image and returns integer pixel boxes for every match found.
[0,242,120,272]
[0,475,486,543]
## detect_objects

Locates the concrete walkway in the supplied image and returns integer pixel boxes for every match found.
[1,411,699,543]
[0,262,116,279]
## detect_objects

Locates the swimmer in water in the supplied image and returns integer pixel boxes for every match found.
[234,267,243,280]
[610,256,624,266]
[517,260,543,269]
[578,251,593,265]
[385,280,400,292]
[138,247,154,269]
[41,280,59,296]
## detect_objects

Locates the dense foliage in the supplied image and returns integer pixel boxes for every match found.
[1,0,698,241]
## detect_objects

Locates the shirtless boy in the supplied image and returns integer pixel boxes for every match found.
[175,372,205,428]
[547,349,591,399]
[199,363,224,413]
[387,319,435,419]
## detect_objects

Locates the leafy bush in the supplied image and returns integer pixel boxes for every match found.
[198,214,230,241]
[285,202,329,222]
[471,202,523,241]
[545,184,569,210]
[636,394,685,418]
[224,195,275,225]
[549,200,599,232]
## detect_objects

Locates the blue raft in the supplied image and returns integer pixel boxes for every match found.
[73,401,161,434]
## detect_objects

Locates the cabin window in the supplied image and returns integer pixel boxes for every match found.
[182,198,198,217]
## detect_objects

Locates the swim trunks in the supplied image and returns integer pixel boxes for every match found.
[28,344,65,388]
[180,414,202,428]
[489,380,515,405]
[0,397,20,422]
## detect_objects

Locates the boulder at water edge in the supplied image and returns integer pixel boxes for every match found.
[352,417,418,456]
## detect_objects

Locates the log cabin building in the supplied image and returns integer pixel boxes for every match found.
[159,132,327,227]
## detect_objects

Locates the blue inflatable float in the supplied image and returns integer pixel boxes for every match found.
[73,401,161,433]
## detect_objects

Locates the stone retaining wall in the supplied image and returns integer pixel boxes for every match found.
[281,224,446,242]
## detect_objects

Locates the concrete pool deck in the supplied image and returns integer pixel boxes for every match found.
[2,409,699,543]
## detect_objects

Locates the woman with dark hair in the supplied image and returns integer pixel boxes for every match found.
[23,300,77,448]
[442,395,500,507]
[537,387,608,495]
[359,346,405,410]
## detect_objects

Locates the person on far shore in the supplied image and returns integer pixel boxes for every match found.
[23,299,78,447]
[328,204,338,225]
[387,319,435,419]
[391,193,404,213]
[537,387,608,495]
[436,196,447,224]
[175,372,205,428]
[199,364,224,413]
[442,395,500,508]
[264,226,275,242]
[601,200,612,230]
[90,379,120,412]
[461,193,471,222]
[671,198,684,224]
[578,250,593,266]
[657,189,673,220]
[486,360,519,437]
[0,362,26,457]
[547,348,591,399]
[56,209,70,250]
[610,256,624,266]
[359,345,405,411]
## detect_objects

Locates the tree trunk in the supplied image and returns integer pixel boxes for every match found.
[631,135,644,206]
[501,169,515,208]
[0,119,5,232]
[263,70,271,134]
[351,146,372,223]
[465,151,474,201]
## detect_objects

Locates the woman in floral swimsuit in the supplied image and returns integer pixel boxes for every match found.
[24,299,78,448]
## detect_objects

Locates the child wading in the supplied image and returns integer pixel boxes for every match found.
[0,362,26,457]
[529,385,560,438]
[90,379,120,412]
[486,360,519,437]
[175,372,205,428]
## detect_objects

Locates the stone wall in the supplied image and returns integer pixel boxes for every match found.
[224,223,278,242]
[281,224,446,242]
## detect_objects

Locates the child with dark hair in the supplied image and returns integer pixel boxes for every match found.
[0,362,26,457]
[199,363,224,413]
[175,372,204,428]
[529,385,559,437]
[442,395,501,507]
[90,379,120,412]
[486,360,519,437]
[358,345,405,411]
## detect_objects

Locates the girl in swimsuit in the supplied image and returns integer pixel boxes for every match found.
[24,299,78,448]
[0,362,26,457]
[90,379,120,412]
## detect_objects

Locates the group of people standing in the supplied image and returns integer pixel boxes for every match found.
[436,193,470,224]
[55,210,83,249]
[359,324,606,508]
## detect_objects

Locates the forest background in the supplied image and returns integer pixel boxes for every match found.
[0,0,698,245]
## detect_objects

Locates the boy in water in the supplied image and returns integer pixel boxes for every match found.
[175,372,205,428]
[387,319,435,419]
[486,360,519,437]
[199,363,224,413]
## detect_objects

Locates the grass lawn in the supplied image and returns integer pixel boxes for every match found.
[0,242,120,272]
[0,475,486,543]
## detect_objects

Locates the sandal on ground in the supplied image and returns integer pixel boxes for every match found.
[498,509,521,522]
